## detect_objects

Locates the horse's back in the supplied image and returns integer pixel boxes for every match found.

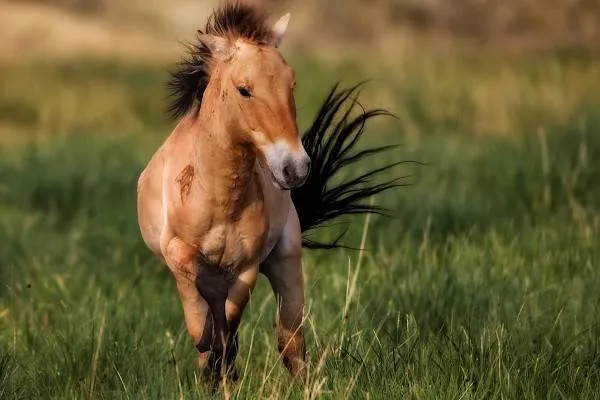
[137,116,199,262]
[137,139,170,262]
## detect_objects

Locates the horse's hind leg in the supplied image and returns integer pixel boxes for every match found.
[261,252,306,376]
[260,209,306,377]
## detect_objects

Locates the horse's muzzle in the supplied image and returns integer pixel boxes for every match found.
[281,155,311,189]
[262,140,311,190]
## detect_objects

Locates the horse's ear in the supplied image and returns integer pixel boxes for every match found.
[271,13,290,48]
[197,32,231,59]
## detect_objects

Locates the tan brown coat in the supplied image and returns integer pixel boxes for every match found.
[137,2,308,381]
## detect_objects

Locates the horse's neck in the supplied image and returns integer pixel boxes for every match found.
[191,115,259,218]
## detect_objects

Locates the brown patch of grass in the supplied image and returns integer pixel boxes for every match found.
[5,0,600,64]
[0,1,207,63]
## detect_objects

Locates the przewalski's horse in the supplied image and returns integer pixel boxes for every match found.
[137,1,406,382]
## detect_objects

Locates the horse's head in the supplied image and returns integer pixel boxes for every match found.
[199,13,310,190]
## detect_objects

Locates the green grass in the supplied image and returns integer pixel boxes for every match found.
[1,54,600,399]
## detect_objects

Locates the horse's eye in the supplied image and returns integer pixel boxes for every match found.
[237,87,252,98]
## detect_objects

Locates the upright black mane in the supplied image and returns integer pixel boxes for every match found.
[167,1,273,120]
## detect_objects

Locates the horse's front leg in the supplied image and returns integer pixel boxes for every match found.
[162,237,214,370]
[261,208,306,377]
[195,262,230,380]
[220,264,259,379]
[198,263,259,382]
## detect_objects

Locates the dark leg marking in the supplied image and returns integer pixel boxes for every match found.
[195,264,230,377]
[195,311,213,353]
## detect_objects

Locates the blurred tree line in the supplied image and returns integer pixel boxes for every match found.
[9,0,107,14]
[264,0,600,50]
[11,0,600,52]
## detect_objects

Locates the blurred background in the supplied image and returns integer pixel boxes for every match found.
[2,0,600,398]
[2,0,600,59]
[2,0,600,143]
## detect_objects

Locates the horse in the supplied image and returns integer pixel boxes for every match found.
[136,0,405,383]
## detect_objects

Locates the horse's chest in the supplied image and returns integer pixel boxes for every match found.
[199,211,269,270]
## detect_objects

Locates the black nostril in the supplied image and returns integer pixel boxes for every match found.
[282,164,292,180]
[305,158,312,174]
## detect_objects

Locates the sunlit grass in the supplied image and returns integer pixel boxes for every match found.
[1,53,600,398]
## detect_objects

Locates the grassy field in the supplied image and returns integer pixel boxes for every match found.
[1,51,600,399]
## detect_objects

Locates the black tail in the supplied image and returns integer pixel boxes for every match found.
[291,83,416,249]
